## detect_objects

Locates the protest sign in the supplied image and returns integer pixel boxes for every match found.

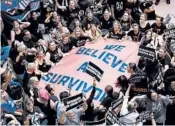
[40,38,140,106]
[128,73,146,84]
[63,93,83,111]
[136,110,152,123]
[111,96,124,109]
[84,118,105,125]
[138,46,155,60]
[85,61,104,82]
[106,109,121,125]
[164,27,175,39]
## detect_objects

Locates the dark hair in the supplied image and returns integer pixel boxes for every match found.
[45,84,53,94]
[147,89,157,99]
[128,63,137,71]
[117,75,129,86]
[112,92,119,100]
[156,16,163,22]
[59,91,70,101]
[105,85,113,95]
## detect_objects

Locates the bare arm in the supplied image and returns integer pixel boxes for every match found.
[19,21,30,29]
[104,32,109,39]
[14,111,22,116]
[82,100,88,112]
[4,113,18,122]
[45,13,53,23]
[110,5,115,19]
[55,0,66,10]
[16,52,24,63]
[125,84,132,97]
[151,112,157,126]
[144,7,154,13]
[10,30,15,42]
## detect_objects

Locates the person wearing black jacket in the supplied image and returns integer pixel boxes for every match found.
[81,78,96,121]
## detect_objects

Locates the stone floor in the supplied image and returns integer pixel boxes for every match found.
[153,0,175,16]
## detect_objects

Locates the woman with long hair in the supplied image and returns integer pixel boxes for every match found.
[35,50,51,73]
[104,21,126,40]
[86,24,102,41]
[45,41,64,65]
[10,21,30,45]
[69,18,82,33]
[139,13,151,33]
[120,11,133,32]
[44,4,54,30]
[70,27,91,47]
[140,30,160,49]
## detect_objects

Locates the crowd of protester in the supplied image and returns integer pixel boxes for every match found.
[1,0,175,125]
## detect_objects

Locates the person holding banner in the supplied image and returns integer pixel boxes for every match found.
[86,24,102,41]
[70,27,91,47]
[45,41,64,65]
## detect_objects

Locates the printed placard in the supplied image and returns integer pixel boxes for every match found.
[136,110,152,123]
[106,109,121,125]
[164,27,175,39]
[85,61,104,82]
[63,93,83,111]
[138,46,155,60]
[128,73,146,84]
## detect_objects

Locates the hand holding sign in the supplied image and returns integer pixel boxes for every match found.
[85,61,104,82]
[136,110,152,123]
[93,77,97,86]
[63,93,84,111]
